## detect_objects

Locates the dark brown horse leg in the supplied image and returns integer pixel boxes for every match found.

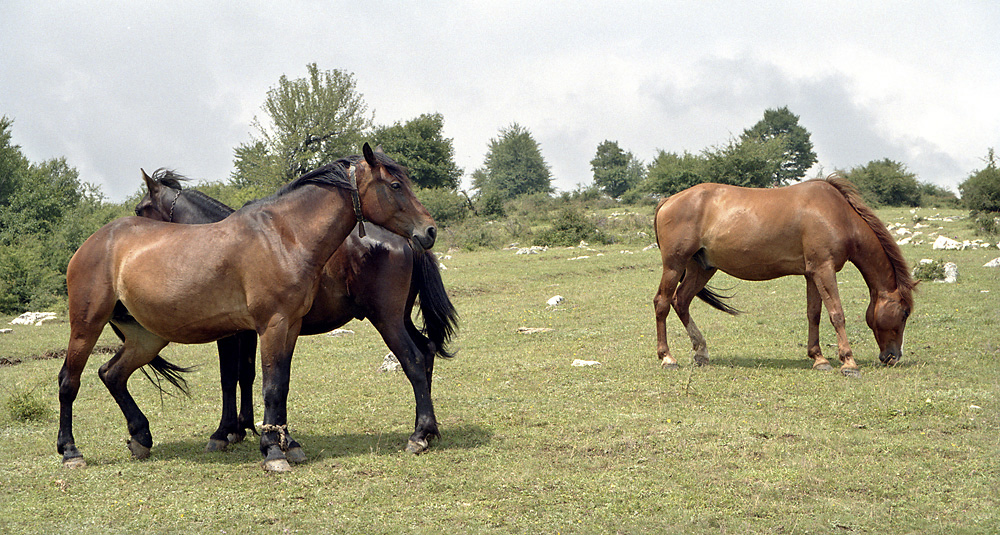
[57,327,102,468]
[674,261,715,366]
[805,278,833,371]
[654,265,684,368]
[98,320,169,459]
[808,270,860,377]
[375,319,439,453]
[258,321,299,472]
[206,332,257,452]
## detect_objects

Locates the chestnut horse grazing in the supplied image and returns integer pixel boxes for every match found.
[58,143,436,472]
[134,161,457,458]
[653,176,915,377]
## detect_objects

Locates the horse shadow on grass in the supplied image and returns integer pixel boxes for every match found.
[146,423,494,466]
[706,352,918,372]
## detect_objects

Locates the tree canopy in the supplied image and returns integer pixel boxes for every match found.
[590,140,644,198]
[472,123,552,203]
[959,149,1000,214]
[741,106,817,186]
[231,63,373,193]
[374,113,463,190]
[842,159,921,207]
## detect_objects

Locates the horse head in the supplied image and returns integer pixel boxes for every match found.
[354,143,437,253]
[866,291,911,366]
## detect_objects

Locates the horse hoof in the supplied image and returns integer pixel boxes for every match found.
[661,361,679,370]
[205,439,229,453]
[62,456,87,469]
[285,447,307,464]
[127,439,151,460]
[813,363,833,371]
[841,367,862,378]
[262,458,292,472]
[405,439,430,454]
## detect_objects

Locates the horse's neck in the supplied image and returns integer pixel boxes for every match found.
[848,224,898,297]
[259,186,357,266]
[174,191,233,224]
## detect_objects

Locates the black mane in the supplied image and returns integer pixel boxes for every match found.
[150,168,235,217]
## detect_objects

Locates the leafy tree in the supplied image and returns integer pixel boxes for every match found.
[590,140,644,198]
[472,123,552,202]
[843,159,921,207]
[642,150,706,196]
[741,106,817,186]
[0,117,29,210]
[959,149,1000,213]
[231,63,373,191]
[702,136,785,188]
[374,113,463,190]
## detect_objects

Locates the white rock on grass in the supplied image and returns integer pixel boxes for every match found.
[984,257,1000,268]
[547,295,564,307]
[378,353,401,372]
[10,312,57,326]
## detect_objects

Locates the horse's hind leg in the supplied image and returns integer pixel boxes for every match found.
[673,260,716,366]
[99,318,168,459]
[375,318,439,453]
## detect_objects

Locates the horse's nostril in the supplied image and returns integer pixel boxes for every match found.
[427,226,437,243]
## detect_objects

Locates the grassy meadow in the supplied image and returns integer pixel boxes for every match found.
[1,206,998,534]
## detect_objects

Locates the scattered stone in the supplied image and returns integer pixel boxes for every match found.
[326,329,354,337]
[568,256,590,261]
[643,244,658,251]
[985,257,1000,268]
[517,327,553,334]
[378,353,401,372]
[515,246,548,255]
[546,295,564,307]
[0,328,12,334]
[571,359,602,367]
[10,312,57,326]
[933,236,963,250]
[942,262,958,283]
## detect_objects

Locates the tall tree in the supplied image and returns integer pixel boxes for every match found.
[742,106,817,186]
[374,113,463,190]
[590,140,644,198]
[702,136,786,188]
[643,150,706,196]
[472,123,552,202]
[231,63,373,191]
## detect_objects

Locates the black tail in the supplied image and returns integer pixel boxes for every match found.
[139,356,195,397]
[412,250,459,358]
[697,286,741,316]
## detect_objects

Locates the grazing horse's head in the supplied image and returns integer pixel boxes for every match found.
[866,291,911,366]
[352,143,437,252]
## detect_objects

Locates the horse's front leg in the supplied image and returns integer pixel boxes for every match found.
[808,270,860,377]
[805,277,832,371]
[376,321,439,453]
[258,320,301,472]
[206,334,247,452]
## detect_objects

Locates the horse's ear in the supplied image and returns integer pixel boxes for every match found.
[363,142,378,168]
[141,168,158,195]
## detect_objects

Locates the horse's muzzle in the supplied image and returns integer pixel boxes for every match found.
[412,226,437,253]
[879,347,901,366]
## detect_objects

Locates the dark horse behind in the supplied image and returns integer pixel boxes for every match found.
[134,153,458,459]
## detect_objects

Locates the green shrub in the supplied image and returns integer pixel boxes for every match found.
[415,187,470,225]
[533,207,611,247]
[912,259,946,282]
[5,387,49,422]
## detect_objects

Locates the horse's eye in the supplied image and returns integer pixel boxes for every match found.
[390,182,402,190]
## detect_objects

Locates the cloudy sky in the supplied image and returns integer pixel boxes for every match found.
[2,1,997,202]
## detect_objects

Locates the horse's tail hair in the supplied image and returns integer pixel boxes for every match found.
[412,250,459,359]
[697,286,741,316]
[139,356,194,397]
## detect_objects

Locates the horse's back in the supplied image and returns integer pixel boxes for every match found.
[655,180,857,279]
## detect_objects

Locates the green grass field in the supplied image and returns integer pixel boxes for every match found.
[1,207,997,534]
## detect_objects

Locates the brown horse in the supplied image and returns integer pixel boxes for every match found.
[653,176,916,376]
[133,164,457,458]
[58,143,436,472]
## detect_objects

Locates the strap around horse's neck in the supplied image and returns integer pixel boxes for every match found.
[348,164,367,238]
[167,188,182,223]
